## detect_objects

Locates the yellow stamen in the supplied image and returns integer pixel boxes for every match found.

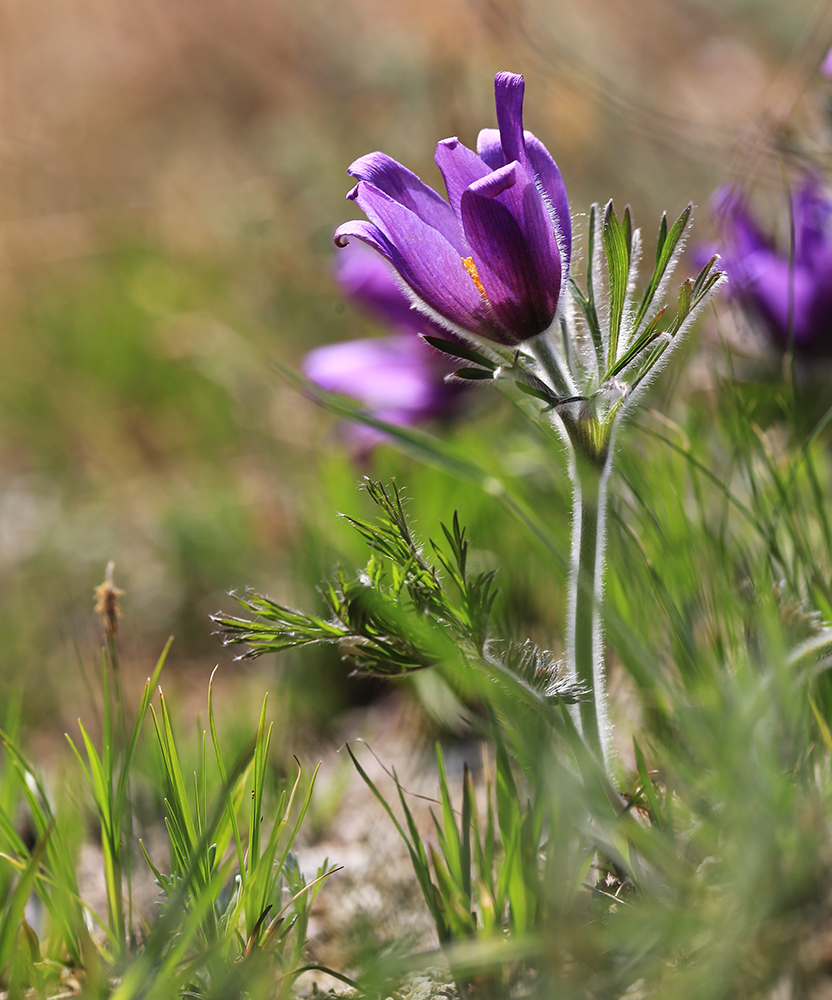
[461,256,490,304]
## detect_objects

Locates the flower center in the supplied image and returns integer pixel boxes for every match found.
[461,256,491,305]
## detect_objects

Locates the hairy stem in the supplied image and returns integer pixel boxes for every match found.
[531,332,574,399]
[568,451,612,770]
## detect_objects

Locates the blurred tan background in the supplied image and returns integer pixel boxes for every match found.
[0,0,828,728]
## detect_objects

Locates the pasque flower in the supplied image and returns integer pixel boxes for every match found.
[232,65,726,779]
[334,72,571,346]
[302,242,465,449]
[707,178,832,357]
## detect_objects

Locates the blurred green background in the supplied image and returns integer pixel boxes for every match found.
[1,0,829,733]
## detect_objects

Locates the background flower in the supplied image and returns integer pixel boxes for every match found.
[704,178,832,357]
[302,242,466,453]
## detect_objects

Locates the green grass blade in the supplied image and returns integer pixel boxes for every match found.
[346,744,445,936]
[274,760,320,875]
[249,695,270,881]
[0,821,52,973]
[208,667,246,885]
[435,744,463,890]
[632,737,663,831]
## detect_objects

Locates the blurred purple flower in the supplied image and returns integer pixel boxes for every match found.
[302,243,465,451]
[822,46,832,81]
[334,72,571,347]
[705,178,832,357]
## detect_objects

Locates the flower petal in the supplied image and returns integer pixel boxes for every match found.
[739,253,819,348]
[303,335,450,412]
[335,217,402,262]
[714,186,768,259]
[478,126,572,266]
[792,177,832,269]
[341,181,508,342]
[476,128,506,170]
[334,241,426,334]
[494,72,528,167]
[303,334,464,455]
[434,137,491,226]
[460,161,561,341]
[346,151,464,252]
[524,132,572,266]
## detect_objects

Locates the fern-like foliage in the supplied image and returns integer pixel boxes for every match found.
[214,480,580,702]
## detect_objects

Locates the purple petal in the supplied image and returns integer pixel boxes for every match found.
[303,335,465,451]
[476,128,506,170]
[335,217,402,263]
[334,241,425,334]
[792,177,832,269]
[478,125,572,268]
[303,335,447,411]
[822,46,832,81]
[739,252,819,348]
[434,137,491,226]
[342,181,508,342]
[334,242,455,340]
[524,132,572,266]
[460,161,561,340]
[713,185,769,259]
[494,72,528,167]
[346,151,465,253]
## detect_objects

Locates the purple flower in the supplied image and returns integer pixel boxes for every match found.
[822,46,832,81]
[302,243,465,449]
[707,178,832,357]
[334,72,571,347]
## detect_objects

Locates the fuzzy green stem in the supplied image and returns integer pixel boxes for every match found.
[567,449,612,770]
[573,461,600,760]
[531,332,572,399]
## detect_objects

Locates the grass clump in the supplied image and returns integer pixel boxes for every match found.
[0,588,338,999]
